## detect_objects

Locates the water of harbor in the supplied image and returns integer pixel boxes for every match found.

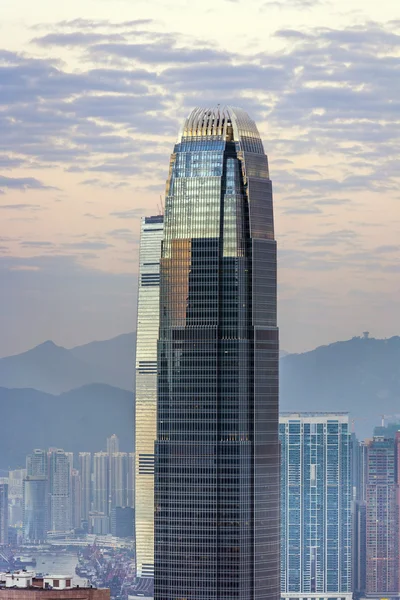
[30,551,86,586]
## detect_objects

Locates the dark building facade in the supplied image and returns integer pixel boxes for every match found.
[111,506,134,538]
[154,107,279,600]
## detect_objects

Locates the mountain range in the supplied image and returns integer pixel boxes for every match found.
[1,333,400,467]
[0,335,134,394]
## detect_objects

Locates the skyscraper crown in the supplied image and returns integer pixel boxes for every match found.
[180,106,264,152]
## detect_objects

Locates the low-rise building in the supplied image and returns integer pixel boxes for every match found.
[0,571,109,600]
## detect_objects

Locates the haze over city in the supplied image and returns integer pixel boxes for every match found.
[1,0,399,356]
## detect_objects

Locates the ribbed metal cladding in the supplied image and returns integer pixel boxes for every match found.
[154,106,279,600]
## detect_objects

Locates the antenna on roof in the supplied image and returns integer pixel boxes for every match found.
[158,194,164,216]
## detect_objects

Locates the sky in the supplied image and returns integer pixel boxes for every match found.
[0,0,399,356]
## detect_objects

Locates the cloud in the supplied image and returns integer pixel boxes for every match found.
[110,208,146,219]
[61,241,114,250]
[303,229,359,247]
[0,175,54,190]
[0,204,43,210]
[107,228,136,243]
[264,0,323,8]
[88,40,234,65]
[32,32,127,47]
[84,213,102,219]
[375,245,400,254]
[282,205,322,215]
[80,178,129,189]
[32,18,154,31]
[20,241,54,247]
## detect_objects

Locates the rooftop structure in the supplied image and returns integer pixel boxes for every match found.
[0,572,109,600]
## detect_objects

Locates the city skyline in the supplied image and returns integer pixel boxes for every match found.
[1,0,399,357]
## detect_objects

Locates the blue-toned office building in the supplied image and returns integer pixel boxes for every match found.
[154,107,279,600]
[280,413,352,600]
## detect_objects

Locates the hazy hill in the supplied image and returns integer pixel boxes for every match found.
[70,333,135,391]
[0,384,134,470]
[280,335,400,438]
[1,333,400,439]
[0,336,135,394]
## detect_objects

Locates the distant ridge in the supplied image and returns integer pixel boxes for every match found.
[1,333,399,439]
[0,333,135,394]
[280,335,400,438]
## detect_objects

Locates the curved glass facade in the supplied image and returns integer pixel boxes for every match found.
[154,107,279,600]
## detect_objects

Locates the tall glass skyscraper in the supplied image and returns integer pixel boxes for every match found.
[279,413,352,600]
[154,107,279,600]
[135,215,164,581]
[48,449,71,533]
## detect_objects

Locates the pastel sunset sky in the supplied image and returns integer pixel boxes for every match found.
[1,0,399,356]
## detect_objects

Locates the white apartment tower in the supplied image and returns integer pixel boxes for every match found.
[135,215,164,580]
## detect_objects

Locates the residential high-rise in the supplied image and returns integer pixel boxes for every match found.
[71,469,81,529]
[127,452,135,509]
[351,438,367,595]
[93,452,109,515]
[48,449,71,533]
[0,481,8,545]
[107,434,119,456]
[110,453,127,509]
[26,450,47,477]
[8,468,26,527]
[154,107,279,600]
[79,452,92,522]
[135,215,164,581]
[22,476,48,542]
[280,413,352,600]
[365,435,399,595]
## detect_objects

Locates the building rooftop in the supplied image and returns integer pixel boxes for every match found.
[0,572,100,591]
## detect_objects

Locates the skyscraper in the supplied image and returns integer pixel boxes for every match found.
[0,481,8,545]
[79,452,92,523]
[26,450,47,477]
[135,215,164,581]
[280,413,352,600]
[110,452,128,509]
[154,107,279,600]
[22,476,48,542]
[71,469,81,529]
[8,468,26,527]
[107,434,119,456]
[351,438,367,595]
[48,449,71,533]
[365,435,399,595]
[93,452,109,515]
[127,452,135,509]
